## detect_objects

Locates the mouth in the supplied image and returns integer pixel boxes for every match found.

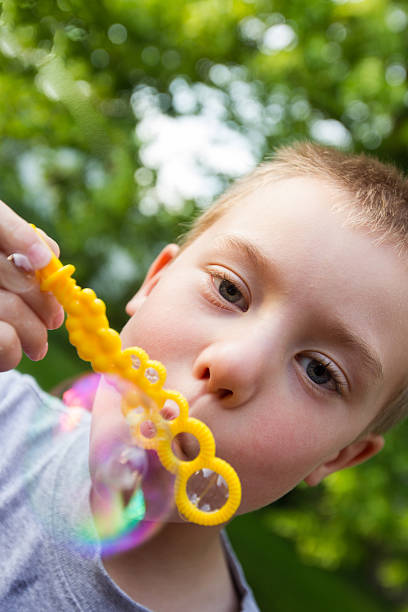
[172,431,200,462]
[159,391,207,461]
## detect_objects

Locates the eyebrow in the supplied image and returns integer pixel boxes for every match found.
[213,234,272,277]
[327,321,384,384]
[212,233,384,385]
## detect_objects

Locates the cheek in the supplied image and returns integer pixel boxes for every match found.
[223,406,350,512]
[234,440,320,512]
[121,312,165,354]
[120,283,204,366]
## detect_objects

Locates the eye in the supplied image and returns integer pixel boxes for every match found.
[210,270,249,312]
[218,278,242,303]
[296,355,347,395]
[305,359,333,385]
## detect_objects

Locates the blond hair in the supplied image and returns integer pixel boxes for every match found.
[179,141,408,435]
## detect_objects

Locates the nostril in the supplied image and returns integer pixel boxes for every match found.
[219,389,233,400]
[198,366,233,399]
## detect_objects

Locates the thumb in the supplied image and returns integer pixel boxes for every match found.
[0,200,53,269]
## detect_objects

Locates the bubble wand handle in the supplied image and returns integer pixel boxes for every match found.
[34,232,241,526]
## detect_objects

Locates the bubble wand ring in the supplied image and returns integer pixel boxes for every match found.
[33,232,241,526]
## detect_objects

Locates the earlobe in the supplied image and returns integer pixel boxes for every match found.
[125,243,180,316]
[304,434,384,487]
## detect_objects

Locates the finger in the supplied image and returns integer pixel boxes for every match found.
[35,228,60,258]
[0,200,53,269]
[0,254,36,293]
[0,290,49,361]
[0,321,22,371]
[0,253,64,329]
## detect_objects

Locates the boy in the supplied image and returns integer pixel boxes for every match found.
[1,141,408,611]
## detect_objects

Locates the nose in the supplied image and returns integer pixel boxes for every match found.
[192,336,268,407]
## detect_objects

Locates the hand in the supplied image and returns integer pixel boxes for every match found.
[0,200,65,371]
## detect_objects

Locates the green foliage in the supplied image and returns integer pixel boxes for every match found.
[228,511,388,612]
[266,424,408,608]
[3,0,408,608]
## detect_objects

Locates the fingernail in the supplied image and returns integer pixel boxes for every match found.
[37,342,48,361]
[7,253,33,272]
[52,309,65,329]
[27,243,52,270]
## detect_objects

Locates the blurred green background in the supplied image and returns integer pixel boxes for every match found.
[2,0,408,609]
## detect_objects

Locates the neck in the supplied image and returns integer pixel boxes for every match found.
[102,520,238,612]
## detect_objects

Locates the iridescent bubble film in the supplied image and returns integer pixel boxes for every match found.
[61,373,101,412]
[54,373,175,556]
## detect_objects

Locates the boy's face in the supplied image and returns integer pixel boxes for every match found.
[94,177,408,515]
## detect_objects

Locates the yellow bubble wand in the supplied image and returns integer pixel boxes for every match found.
[34,234,241,526]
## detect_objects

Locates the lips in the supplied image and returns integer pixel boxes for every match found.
[160,390,210,461]
[172,431,200,461]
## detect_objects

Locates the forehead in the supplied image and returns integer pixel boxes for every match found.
[216,176,349,242]
[204,177,393,269]
[190,176,408,405]
[203,177,370,266]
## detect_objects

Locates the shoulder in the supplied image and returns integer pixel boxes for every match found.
[0,370,90,458]
[0,369,44,422]
[0,369,46,404]
[0,368,34,393]
[0,369,65,421]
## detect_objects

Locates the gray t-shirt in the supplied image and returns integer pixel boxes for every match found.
[0,371,259,611]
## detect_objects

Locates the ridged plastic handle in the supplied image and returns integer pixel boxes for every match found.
[34,230,241,525]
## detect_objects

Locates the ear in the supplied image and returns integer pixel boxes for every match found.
[126,243,180,316]
[304,434,384,487]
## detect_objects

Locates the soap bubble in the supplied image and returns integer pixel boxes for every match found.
[88,441,175,557]
[23,370,232,557]
[61,372,101,412]
[53,373,176,556]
